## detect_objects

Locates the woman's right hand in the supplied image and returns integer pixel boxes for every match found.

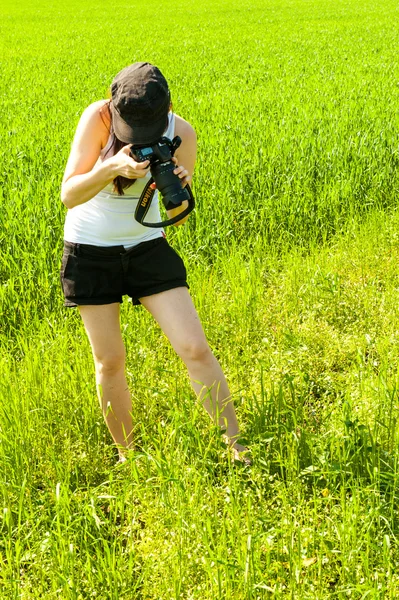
[110,145,150,179]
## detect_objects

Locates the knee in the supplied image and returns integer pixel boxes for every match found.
[94,348,126,377]
[178,338,213,365]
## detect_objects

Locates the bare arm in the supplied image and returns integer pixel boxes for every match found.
[166,115,197,226]
[61,101,150,209]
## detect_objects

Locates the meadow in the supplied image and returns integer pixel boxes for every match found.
[1,0,399,597]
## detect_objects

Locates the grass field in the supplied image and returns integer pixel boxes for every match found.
[1,0,399,597]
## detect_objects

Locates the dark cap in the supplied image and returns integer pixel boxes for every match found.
[110,62,170,145]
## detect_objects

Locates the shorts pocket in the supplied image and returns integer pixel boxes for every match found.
[61,254,117,300]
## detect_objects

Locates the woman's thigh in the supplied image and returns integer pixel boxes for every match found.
[139,287,209,358]
[78,303,125,363]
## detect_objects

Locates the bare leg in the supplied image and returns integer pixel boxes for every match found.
[79,303,133,461]
[140,287,250,461]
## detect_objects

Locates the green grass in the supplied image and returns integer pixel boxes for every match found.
[1,0,399,597]
[2,210,399,598]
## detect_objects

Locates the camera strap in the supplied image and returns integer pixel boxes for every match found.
[134,178,195,228]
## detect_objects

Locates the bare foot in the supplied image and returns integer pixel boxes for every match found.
[222,435,252,466]
[231,444,252,466]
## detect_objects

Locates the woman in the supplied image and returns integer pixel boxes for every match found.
[60,62,250,465]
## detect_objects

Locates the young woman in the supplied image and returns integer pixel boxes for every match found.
[60,62,250,465]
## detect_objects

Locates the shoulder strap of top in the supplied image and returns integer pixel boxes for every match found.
[101,131,114,157]
[166,112,175,138]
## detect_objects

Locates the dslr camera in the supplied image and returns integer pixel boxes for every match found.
[130,136,190,210]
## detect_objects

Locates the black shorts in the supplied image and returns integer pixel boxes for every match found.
[60,237,188,307]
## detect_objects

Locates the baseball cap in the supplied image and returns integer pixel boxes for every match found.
[110,62,171,145]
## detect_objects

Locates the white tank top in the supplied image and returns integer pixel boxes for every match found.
[64,112,175,247]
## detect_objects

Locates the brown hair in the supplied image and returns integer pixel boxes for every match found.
[99,100,137,195]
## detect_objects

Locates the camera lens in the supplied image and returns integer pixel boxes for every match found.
[151,161,190,209]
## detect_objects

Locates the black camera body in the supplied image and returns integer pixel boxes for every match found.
[131,136,190,210]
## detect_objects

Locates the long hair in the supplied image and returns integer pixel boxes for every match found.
[99,100,137,195]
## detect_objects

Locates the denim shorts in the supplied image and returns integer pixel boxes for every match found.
[60,237,188,307]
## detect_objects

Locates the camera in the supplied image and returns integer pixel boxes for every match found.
[130,136,190,210]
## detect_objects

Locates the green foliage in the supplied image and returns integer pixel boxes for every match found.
[1,0,399,597]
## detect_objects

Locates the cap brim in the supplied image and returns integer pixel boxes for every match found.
[110,103,169,145]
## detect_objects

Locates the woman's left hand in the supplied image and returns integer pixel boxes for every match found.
[172,157,191,188]
[150,157,191,190]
